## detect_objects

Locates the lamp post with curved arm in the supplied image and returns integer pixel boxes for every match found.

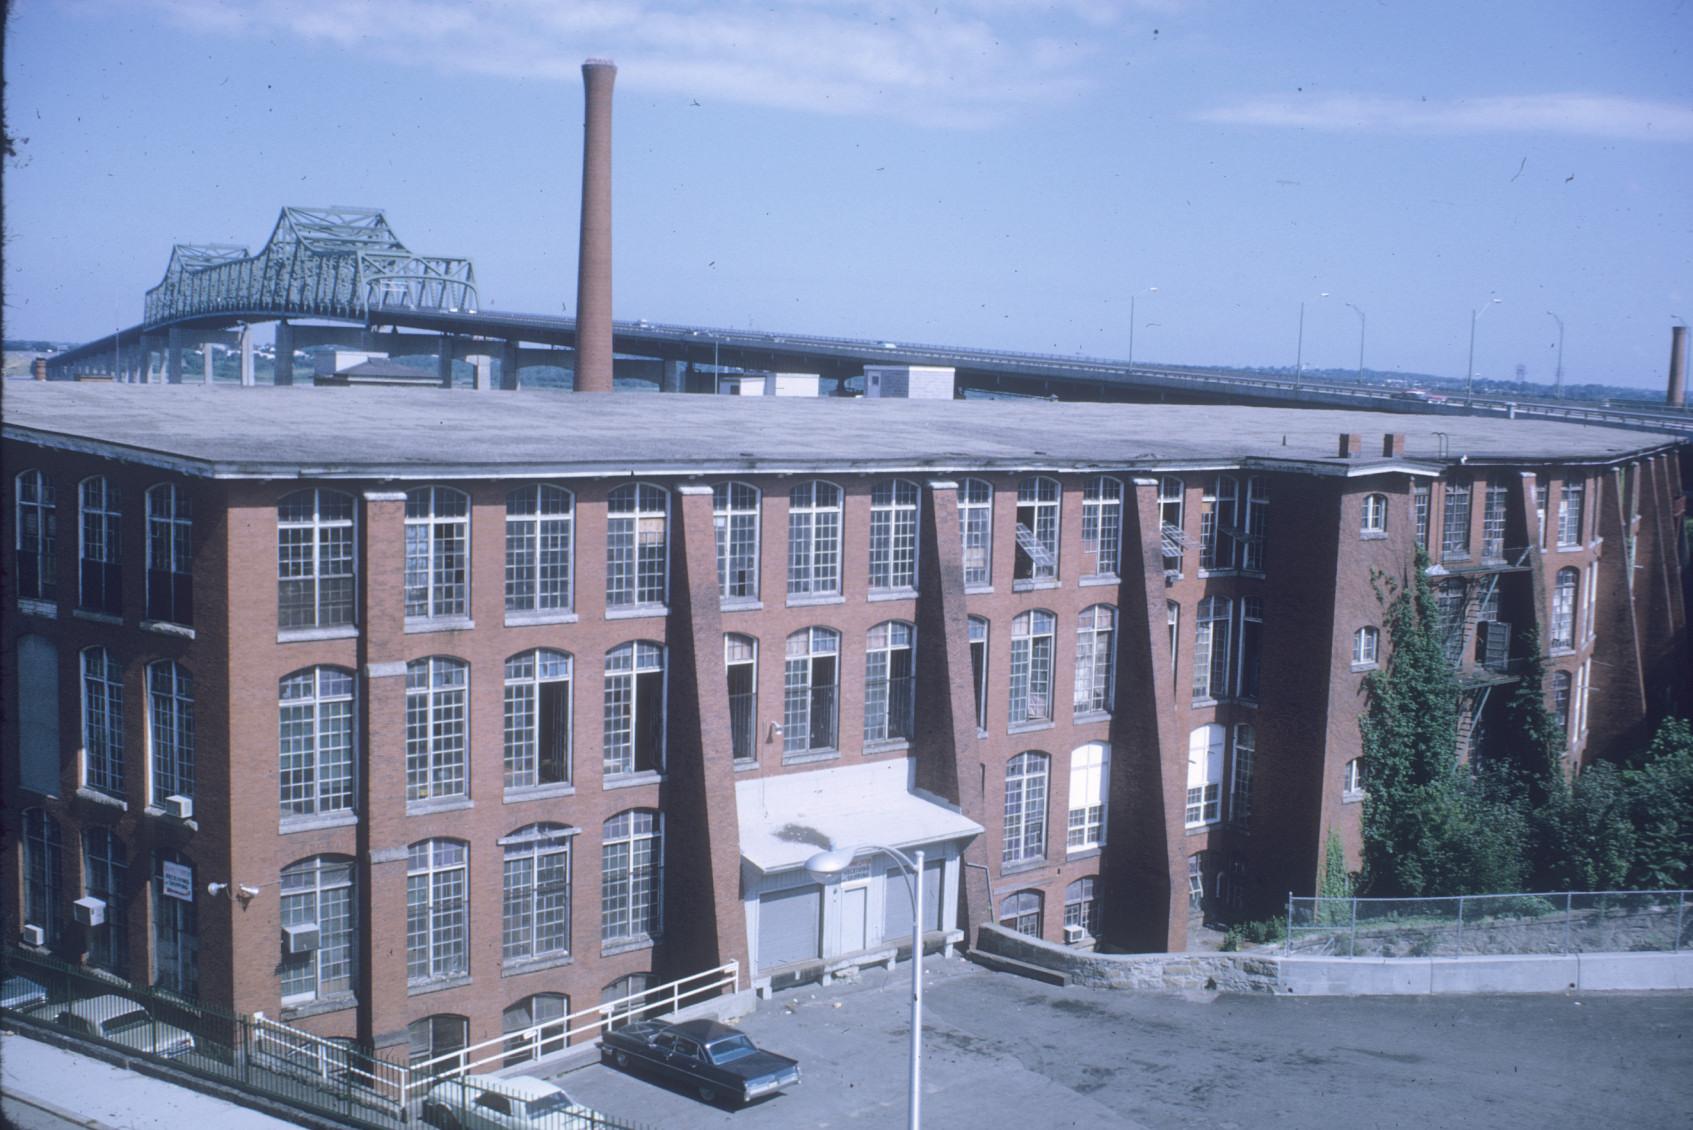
[807,843,925,1130]
[1466,295,1502,403]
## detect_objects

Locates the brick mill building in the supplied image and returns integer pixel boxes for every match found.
[3,382,1687,1064]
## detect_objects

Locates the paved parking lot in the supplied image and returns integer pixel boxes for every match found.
[550,954,1693,1129]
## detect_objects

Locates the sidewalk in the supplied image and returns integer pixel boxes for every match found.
[1,1028,297,1129]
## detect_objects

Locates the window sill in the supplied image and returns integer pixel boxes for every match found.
[281,993,358,1021]
[605,604,667,621]
[502,953,573,978]
[17,598,59,618]
[277,624,359,644]
[140,619,195,639]
[1342,791,1365,805]
[1360,530,1389,541]
[1549,646,1576,658]
[1079,575,1119,588]
[862,738,910,755]
[733,757,760,772]
[406,796,473,816]
[786,592,845,607]
[504,609,578,628]
[1196,569,1237,580]
[1066,846,1103,862]
[603,770,662,791]
[1190,697,1219,709]
[76,786,127,811]
[1349,661,1379,673]
[868,589,917,603]
[280,811,359,834]
[1011,579,1060,592]
[1072,709,1112,725]
[601,936,657,959]
[782,750,841,767]
[720,598,763,614]
[404,616,473,635]
[1184,821,1220,834]
[408,974,472,997]
[964,584,994,595]
[1000,857,1049,876]
[505,782,576,803]
[143,806,199,832]
[72,608,123,625]
[1008,719,1055,735]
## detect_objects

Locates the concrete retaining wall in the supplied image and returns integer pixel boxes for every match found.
[974,925,1693,995]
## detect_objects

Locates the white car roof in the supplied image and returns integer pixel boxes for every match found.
[462,1074,564,1101]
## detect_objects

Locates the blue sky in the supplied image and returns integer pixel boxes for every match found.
[5,0,1690,389]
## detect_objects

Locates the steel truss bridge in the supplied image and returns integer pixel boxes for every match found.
[40,206,1693,437]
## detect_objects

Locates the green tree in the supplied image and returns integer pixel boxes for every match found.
[1621,718,1693,889]
[1534,762,1634,891]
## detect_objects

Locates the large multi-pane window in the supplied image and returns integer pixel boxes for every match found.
[1236,596,1264,700]
[959,479,993,587]
[148,660,194,805]
[405,657,468,802]
[1013,477,1060,582]
[23,808,63,947]
[1558,479,1585,547]
[15,470,57,602]
[606,483,669,609]
[279,666,355,818]
[145,483,193,624]
[1551,567,1578,649]
[1193,596,1232,702]
[1436,580,1466,663]
[280,856,355,1004]
[603,642,664,775]
[1481,478,1509,561]
[783,627,840,754]
[1241,476,1269,572]
[1412,481,1431,549]
[1159,476,1185,574]
[1551,671,1573,745]
[1008,610,1056,725]
[1441,480,1472,560]
[405,486,468,620]
[504,993,569,1063]
[409,1015,468,1069]
[999,890,1042,937]
[84,826,128,972]
[1002,752,1050,865]
[712,482,760,602]
[505,484,574,615]
[504,649,572,789]
[1073,605,1116,715]
[601,810,662,945]
[1200,475,1238,571]
[1080,476,1123,578]
[502,824,572,963]
[725,635,757,761]
[153,850,198,999]
[863,621,916,744]
[278,489,355,629]
[1066,742,1109,852]
[1230,724,1256,826]
[407,839,468,983]
[1064,878,1100,938]
[1186,724,1224,827]
[868,479,920,592]
[79,477,122,615]
[968,616,989,733]
[787,481,842,597]
[81,647,124,797]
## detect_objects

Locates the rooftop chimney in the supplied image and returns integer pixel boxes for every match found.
[1669,325,1688,408]
[574,59,617,393]
[1382,433,1405,457]
[1338,433,1363,458]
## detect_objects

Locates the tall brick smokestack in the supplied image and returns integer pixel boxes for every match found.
[1668,324,1688,408]
[575,58,617,393]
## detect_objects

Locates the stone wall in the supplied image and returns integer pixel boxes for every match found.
[975,925,1281,993]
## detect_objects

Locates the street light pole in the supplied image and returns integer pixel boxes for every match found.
[1465,296,1501,404]
[1546,311,1565,398]
[1293,292,1329,390]
[1345,302,1366,385]
[1127,287,1157,375]
[807,844,925,1130]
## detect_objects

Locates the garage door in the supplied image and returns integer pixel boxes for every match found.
[882,860,944,942]
[758,886,822,972]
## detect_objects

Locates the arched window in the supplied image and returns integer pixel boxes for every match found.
[280,666,355,817]
[1551,567,1578,649]
[281,855,356,1004]
[998,890,1043,938]
[406,839,468,983]
[404,486,468,620]
[408,1014,468,1069]
[1186,724,1224,827]
[505,484,573,614]
[504,649,572,789]
[1351,626,1380,668]
[278,488,355,629]
[1014,477,1060,581]
[1063,878,1100,939]
[1009,610,1056,725]
[1003,752,1050,865]
[81,647,124,798]
[145,483,193,624]
[1558,478,1586,547]
[602,810,662,944]
[1067,742,1109,852]
[787,481,843,596]
[606,482,669,608]
[406,657,468,801]
[1081,476,1124,578]
[1361,493,1389,535]
[603,642,664,775]
[22,808,63,947]
[15,469,57,602]
[864,621,915,744]
[712,481,760,602]
[959,478,993,587]
[79,476,122,615]
[725,635,757,761]
[502,823,573,963]
[504,992,569,1064]
[784,627,839,754]
[1193,596,1231,701]
[868,479,920,592]
[1073,605,1116,716]
[147,660,194,806]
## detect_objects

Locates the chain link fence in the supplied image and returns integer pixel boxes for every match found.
[1285,890,1692,957]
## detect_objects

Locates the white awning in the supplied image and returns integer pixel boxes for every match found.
[736,756,984,874]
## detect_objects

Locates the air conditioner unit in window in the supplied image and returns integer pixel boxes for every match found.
[20,924,46,946]
[162,795,194,821]
[73,897,107,928]
[1063,923,1086,944]
[284,923,321,954]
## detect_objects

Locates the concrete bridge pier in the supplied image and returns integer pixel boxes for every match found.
[237,324,255,386]
[274,321,295,386]
[167,328,184,383]
[499,339,520,391]
[202,342,216,385]
[438,336,457,388]
[662,359,688,393]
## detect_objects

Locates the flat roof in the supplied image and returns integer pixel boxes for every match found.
[2,383,1677,480]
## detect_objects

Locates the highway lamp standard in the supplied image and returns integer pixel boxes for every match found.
[1293,293,1330,389]
[1127,287,1157,375]
[1465,295,1502,403]
[1547,311,1565,398]
[1345,302,1367,385]
[806,844,925,1130]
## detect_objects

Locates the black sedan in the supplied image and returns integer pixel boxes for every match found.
[598,1018,800,1106]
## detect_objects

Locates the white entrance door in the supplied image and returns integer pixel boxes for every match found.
[839,862,871,953]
